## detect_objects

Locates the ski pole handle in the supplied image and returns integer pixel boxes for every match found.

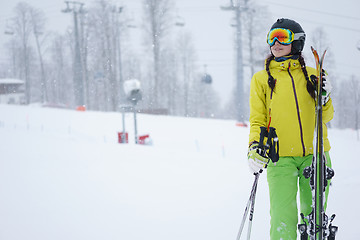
[268,127,279,163]
[257,126,269,158]
[266,127,274,149]
[258,126,268,149]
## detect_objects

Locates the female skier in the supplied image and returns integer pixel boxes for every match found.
[247,18,334,239]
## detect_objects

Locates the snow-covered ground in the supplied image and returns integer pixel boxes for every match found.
[0,104,358,239]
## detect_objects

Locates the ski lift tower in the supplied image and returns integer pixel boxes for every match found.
[62,1,86,109]
[221,0,247,125]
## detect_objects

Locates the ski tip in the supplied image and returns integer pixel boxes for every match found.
[311,46,318,54]
[311,46,318,57]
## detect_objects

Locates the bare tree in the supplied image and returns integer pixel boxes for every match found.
[85,1,136,111]
[189,73,221,118]
[49,33,73,106]
[85,1,115,111]
[11,2,33,104]
[332,76,360,131]
[142,0,175,108]
[242,2,271,76]
[350,76,360,140]
[30,6,48,103]
[224,1,271,120]
[175,30,197,116]
[310,27,338,93]
[311,27,329,55]
[78,8,90,108]
[157,46,178,115]
[3,20,19,78]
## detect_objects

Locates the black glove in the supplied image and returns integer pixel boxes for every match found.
[310,69,331,105]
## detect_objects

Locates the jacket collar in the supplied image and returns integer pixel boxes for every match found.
[274,54,299,62]
[269,57,301,71]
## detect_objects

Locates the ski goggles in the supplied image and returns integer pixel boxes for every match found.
[267,28,305,46]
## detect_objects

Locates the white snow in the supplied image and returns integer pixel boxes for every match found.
[0,78,25,84]
[0,104,358,239]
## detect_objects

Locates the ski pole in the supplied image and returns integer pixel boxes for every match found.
[236,127,279,240]
[236,172,260,240]
[246,173,259,240]
[236,127,268,240]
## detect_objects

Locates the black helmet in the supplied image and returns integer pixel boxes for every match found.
[269,18,306,54]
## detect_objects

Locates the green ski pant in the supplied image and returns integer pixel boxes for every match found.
[266,152,331,240]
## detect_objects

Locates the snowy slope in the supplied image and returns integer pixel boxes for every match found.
[0,104,358,239]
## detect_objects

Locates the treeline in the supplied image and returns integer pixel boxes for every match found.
[2,0,225,118]
[1,0,275,120]
[2,0,358,132]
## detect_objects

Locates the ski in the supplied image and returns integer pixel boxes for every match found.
[314,46,326,240]
[298,47,338,239]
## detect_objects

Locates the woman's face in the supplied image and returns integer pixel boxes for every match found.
[271,41,292,57]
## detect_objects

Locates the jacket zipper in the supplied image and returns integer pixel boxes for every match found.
[267,88,275,130]
[288,68,306,156]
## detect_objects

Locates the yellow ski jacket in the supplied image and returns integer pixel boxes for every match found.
[249,58,334,157]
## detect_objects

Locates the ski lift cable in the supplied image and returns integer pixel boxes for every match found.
[264,1,360,21]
